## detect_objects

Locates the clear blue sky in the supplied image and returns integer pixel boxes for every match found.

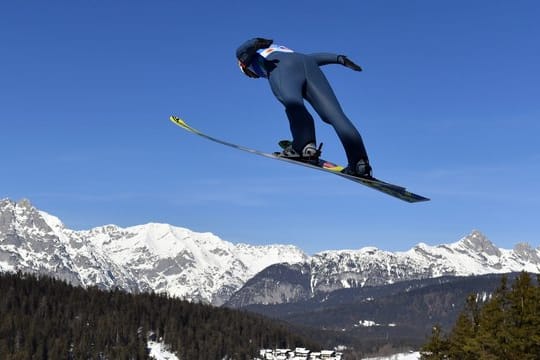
[1,1,539,254]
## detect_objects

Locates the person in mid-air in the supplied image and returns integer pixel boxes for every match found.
[236,37,372,178]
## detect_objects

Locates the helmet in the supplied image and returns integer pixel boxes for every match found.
[236,38,273,78]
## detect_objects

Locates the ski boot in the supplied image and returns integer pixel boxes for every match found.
[275,141,321,165]
[341,159,373,179]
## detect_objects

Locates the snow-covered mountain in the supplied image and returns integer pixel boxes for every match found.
[1,198,539,307]
[310,231,540,292]
[227,233,540,306]
[0,199,307,305]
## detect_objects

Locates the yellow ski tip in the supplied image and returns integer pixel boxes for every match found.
[169,115,202,135]
[169,115,186,126]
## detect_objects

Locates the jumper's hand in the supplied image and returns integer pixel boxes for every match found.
[338,55,362,72]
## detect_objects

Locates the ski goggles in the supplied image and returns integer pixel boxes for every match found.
[238,60,260,79]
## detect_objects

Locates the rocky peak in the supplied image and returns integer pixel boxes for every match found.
[457,230,501,257]
[0,198,51,235]
[514,243,540,263]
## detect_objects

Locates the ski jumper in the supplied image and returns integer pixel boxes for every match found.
[236,39,369,169]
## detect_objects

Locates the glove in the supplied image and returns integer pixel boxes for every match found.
[338,55,362,72]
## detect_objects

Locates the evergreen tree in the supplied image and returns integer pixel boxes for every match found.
[474,275,512,358]
[504,272,540,359]
[420,325,449,359]
[0,272,319,359]
[446,294,479,359]
[421,272,540,360]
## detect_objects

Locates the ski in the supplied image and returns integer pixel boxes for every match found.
[169,115,429,203]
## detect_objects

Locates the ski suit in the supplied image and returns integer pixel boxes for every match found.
[236,39,369,169]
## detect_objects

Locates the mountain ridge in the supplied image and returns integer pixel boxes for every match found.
[228,231,540,307]
[0,198,307,304]
[1,198,538,306]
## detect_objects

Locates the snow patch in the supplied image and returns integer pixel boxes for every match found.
[362,351,420,360]
[148,341,179,360]
[358,320,378,327]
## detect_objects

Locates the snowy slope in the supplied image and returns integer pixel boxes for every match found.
[73,222,308,304]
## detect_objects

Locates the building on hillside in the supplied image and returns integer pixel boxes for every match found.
[258,348,342,360]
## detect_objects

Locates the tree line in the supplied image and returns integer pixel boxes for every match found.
[421,272,540,359]
[0,272,319,359]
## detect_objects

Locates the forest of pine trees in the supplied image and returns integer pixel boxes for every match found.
[0,272,319,359]
[420,272,540,359]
